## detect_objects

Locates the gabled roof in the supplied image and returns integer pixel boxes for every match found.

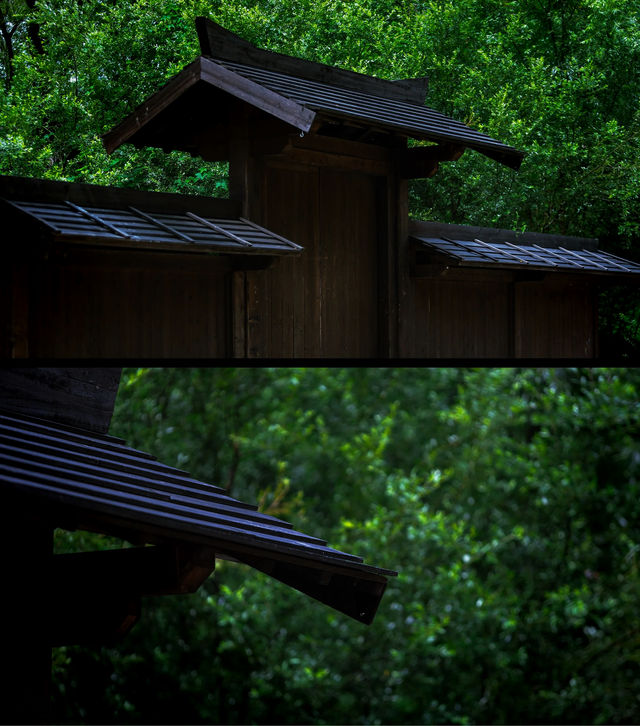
[411,220,640,278]
[215,59,523,167]
[1,175,300,255]
[0,407,394,624]
[103,18,524,170]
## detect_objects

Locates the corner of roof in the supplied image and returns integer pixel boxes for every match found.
[195,16,254,58]
[194,15,429,106]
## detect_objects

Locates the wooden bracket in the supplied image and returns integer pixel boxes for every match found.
[50,544,216,645]
[228,254,276,271]
[400,143,465,178]
[514,271,547,283]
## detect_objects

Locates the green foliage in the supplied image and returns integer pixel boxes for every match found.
[0,0,228,193]
[51,368,640,724]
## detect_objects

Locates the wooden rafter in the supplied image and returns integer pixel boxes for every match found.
[50,544,216,645]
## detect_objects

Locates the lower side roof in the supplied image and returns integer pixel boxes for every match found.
[411,220,640,278]
[0,408,395,623]
[1,175,301,256]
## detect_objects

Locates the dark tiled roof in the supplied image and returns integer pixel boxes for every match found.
[215,59,523,168]
[0,410,394,623]
[103,22,524,170]
[411,222,640,277]
[1,175,301,255]
[5,199,300,254]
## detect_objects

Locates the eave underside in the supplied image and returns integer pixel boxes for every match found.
[0,409,394,624]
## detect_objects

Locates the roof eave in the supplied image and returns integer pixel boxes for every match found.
[2,478,393,624]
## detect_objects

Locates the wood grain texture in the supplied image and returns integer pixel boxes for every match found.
[411,277,512,358]
[25,250,231,358]
[0,368,121,433]
[242,162,383,357]
[514,276,595,358]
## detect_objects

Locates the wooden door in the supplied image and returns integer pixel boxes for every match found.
[239,161,383,357]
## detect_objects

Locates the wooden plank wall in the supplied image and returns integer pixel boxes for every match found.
[514,277,596,358]
[408,272,597,358]
[25,250,230,358]
[410,275,512,357]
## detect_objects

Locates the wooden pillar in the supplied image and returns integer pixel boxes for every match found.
[395,169,411,357]
[228,104,258,358]
[0,262,30,358]
[0,514,52,724]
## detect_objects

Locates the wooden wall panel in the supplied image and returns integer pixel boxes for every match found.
[514,278,596,358]
[2,262,30,358]
[410,277,511,358]
[319,168,380,357]
[247,163,317,357]
[28,253,230,358]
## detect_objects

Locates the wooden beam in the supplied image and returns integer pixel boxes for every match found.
[255,131,393,175]
[0,368,121,433]
[291,133,392,163]
[378,169,400,357]
[277,147,390,175]
[50,544,216,645]
[196,17,429,104]
[199,57,316,133]
[0,174,241,219]
[232,552,388,625]
[53,544,216,597]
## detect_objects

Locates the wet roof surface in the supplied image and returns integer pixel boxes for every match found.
[215,59,523,165]
[413,234,640,276]
[0,410,392,574]
[6,198,301,254]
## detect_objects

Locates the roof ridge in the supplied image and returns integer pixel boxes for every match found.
[196,16,429,105]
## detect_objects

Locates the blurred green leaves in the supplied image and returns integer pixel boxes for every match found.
[49,367,640,724]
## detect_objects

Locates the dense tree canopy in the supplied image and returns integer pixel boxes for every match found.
[1,0,639,351]
[51,367,640,724]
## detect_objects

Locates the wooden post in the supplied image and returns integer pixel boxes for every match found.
[395,163,411,357]
[0,514,52,724]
